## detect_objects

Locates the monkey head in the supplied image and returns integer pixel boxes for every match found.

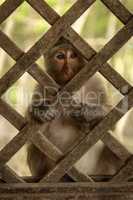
[45,42,85,86]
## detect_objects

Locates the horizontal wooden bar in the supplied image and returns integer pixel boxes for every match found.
[2,175,133,183]
[0,183,133,199]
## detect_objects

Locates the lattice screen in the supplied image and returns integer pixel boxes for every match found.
[0,0,133,199]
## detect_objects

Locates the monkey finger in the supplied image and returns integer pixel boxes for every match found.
[44,111,54,121]
[45,109,60,121]
[44,115,54,121]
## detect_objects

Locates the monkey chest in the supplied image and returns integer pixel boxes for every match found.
[45,118,80,153]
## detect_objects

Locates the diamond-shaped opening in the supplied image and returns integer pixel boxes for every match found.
[108,38,133,86]
[75,140,122,176]
[121,0,133,13]
[2,72,37,117]
[72,0,124,51]
[36,55,45,71]
[112,108,133,154]
[0,1,51,51]
[0,48,15,78]
[103,74,123,109]
[0,0,5,6]
[0,115,18,151]
[7,143,31,177]
[45,0,77,16]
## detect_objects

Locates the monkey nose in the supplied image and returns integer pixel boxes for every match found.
[63,64,68,70]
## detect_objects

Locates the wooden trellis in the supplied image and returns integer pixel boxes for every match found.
[0,0,133,199]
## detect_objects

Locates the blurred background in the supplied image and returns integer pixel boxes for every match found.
[0,0,133,176]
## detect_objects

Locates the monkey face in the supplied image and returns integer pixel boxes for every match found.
[53,48,80,83]
[45,44,85,85]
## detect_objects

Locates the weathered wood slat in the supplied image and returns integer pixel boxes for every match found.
[101,0,132,24]
[111,156,133,182]
[0,99,26,130]
[0,183,133,199]
[102,133,131,162]
[27,0,59,25]
[23,174,133,182]
[31,130,63,162]
[99,64,132,94]
[0,31,59,88]
[0,123,37,167]
[0,0,24,24]
[1,165,25,183]
[0,31,23,59]
[67,167,93,182]
[28,65,59,88]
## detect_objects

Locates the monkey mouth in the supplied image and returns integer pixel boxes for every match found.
[62,68,73,80]
[55,67,74,85]
[63,72,72,81]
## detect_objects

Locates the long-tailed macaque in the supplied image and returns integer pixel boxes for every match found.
[27,39,122,179]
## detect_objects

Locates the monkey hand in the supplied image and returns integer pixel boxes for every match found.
[70,103,106,129]
[31,101,60,123]
[41,107,59,122]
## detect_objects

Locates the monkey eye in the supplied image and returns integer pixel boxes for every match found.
[56,53,65,60]
[71,52,77,59]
